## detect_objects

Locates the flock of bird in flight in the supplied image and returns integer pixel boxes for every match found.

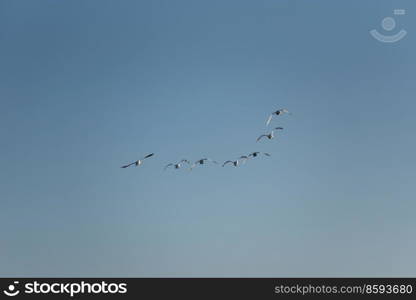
[120,108,291,171]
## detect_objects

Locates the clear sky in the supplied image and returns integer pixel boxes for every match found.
[1,0,415,277]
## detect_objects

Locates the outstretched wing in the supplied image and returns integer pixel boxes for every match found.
[263,152,271,157]
[239,156,249,164]
[274,127,284,130]
[266,114,273,126]
[120,162,135,168]
[256,134,267,142]
[143,153,154,159]
[222,160,233,167]
[206,158,218,164]
[164,163,173,170]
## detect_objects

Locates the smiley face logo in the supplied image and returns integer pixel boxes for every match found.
[3,281,20,297]
[370,9,407,43]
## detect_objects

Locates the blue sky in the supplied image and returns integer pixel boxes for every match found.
[1,0,415,276]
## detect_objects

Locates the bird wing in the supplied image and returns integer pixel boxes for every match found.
[222,160,233,167]
[121,162,135,168]
[239,156,249,164]
[266,114,273,126]
[164,163,173,170]
[206,158,218,164]
[143,153,154,159]
[256,135,267,142]
[263,152,271,156]
[274,127,284,130]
